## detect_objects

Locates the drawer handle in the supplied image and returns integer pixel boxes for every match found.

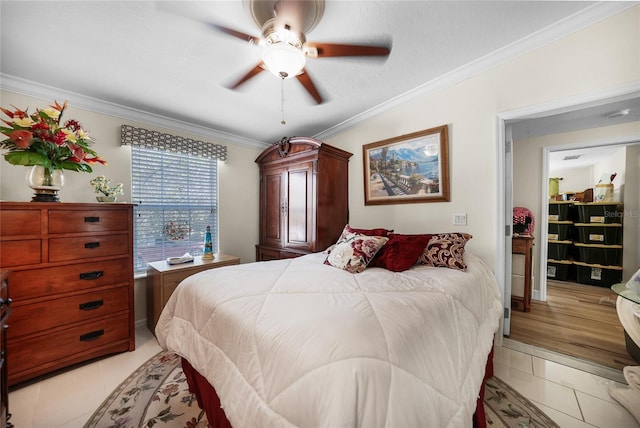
[84,242,100,249]
[79,300,104,311]
[0,298,11,308]
[84,216,100,223]
[80,330,104,342]
[79,271,104,280]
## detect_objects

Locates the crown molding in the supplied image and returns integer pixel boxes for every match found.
[314,2,638,141]
[0,74,268,149]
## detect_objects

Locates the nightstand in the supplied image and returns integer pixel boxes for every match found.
[146,254,240,331]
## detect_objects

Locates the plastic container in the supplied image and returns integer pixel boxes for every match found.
[574,223,622,245]
[546,259,573,281]
[574,261,623,287]
[548,221,572,241]
[548,201,574,221]
[573,243,622,266]
[574,203,622,224]
[547,240,572,260]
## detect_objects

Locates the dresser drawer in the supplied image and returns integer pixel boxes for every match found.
[49,234,129,262]
[0,209,41,236]
[0,240,41,267]
[48,209,129,234]
[8,312,130,379]
[10,258,130,300]
[9,286,129,339]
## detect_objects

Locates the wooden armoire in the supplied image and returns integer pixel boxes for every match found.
[256,137,352,261]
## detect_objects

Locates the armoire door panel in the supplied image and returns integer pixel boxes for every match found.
[286,166,311,246]
[262,171,284,247]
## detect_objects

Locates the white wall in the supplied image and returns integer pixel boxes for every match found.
[0,90,263,323]
[323,6,640,274]
[592,146,627,202]
[547,166,592,196]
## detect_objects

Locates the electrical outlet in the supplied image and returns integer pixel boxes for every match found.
[453,213,467,226]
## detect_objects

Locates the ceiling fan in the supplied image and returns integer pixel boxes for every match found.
[209,0,391,104]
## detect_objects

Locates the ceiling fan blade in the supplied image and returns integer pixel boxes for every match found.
[307,42,390,58]
[228,63,266,89]
[207,23,261,45]
[295,70,323,104]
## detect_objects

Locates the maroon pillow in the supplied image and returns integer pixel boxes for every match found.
[370,233,433,272]
[341,224,393,238]
[417,233,472,271]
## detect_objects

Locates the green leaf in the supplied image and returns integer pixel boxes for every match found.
[4,151,52,169]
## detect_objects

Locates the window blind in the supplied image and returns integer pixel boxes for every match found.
[130,146,219,272]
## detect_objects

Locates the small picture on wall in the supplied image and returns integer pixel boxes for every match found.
[363,125,450,205]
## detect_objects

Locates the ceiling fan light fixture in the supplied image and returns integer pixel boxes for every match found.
[262,42,306,79]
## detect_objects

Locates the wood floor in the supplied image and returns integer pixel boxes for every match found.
[509,280,637,371]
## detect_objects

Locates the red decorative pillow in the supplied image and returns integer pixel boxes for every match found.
[370,233,433,272]
[417,233,473,271]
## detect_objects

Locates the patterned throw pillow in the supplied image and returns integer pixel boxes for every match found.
[370,233,433,272]
[325,224,394,253]
[324,234,389,273]
[417,233,472,271]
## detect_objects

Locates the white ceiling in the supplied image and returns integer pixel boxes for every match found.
[0,1,633,147]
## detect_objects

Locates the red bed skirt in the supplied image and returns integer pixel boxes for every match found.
[181,347,494,428]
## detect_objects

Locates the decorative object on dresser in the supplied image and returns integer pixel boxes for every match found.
[363,125,450,205]
[0,100,106,202]
[0,202,135,386]
[146,254,240,331]
[89,175,124,203]
[255,136,352,261]
[0,271,13,428]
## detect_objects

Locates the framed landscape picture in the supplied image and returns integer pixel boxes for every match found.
[363,125,450,205]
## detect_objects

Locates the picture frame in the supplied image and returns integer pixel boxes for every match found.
[363,125,450,205]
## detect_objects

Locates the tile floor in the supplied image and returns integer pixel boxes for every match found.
[7,327,640,428]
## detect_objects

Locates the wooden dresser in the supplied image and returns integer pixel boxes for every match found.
[0,202,135,386]
[255,137,352,261]
[0,271,11,428]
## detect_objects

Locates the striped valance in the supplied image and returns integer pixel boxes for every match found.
[120,124,228,161]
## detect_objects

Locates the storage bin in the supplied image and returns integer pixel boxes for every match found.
[548,221,572,241]
[546,259,573,281]
[573,243,622,266]
[574,203,622,224]
[547,240,572,260]
[548,202,574,221]
[574,223,622,245]
[574,261,623,287]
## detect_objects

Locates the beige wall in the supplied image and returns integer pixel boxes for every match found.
[0,90,262,324]
[323,6,639,274]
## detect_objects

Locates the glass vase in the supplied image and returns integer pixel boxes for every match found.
[26,165,64,202]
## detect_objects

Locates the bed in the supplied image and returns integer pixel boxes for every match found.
[156,241,502,427]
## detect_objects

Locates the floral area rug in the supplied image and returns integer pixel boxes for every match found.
[484,376,560,428]
[84,351,209,428]
[86,351,558,428]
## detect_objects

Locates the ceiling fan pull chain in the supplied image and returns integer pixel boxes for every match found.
[280,77,286,125]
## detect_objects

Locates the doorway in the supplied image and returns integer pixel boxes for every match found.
[496,89,640,376]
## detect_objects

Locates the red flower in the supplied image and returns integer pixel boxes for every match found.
[67,143,86,160]
[9,130,33,149]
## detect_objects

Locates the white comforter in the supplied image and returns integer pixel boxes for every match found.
[156,252,502,428]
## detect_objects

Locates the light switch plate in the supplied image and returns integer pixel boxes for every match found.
[453,213,467,226]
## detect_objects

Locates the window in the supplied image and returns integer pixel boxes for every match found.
[122,125,227,272]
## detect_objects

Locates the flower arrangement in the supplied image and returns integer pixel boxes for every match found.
[0,100,106,173]
[89,175,124,197]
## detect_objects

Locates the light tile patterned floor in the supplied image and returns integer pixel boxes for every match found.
[7,328,640,427]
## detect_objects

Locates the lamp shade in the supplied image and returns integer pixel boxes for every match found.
[262,42,306,79]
